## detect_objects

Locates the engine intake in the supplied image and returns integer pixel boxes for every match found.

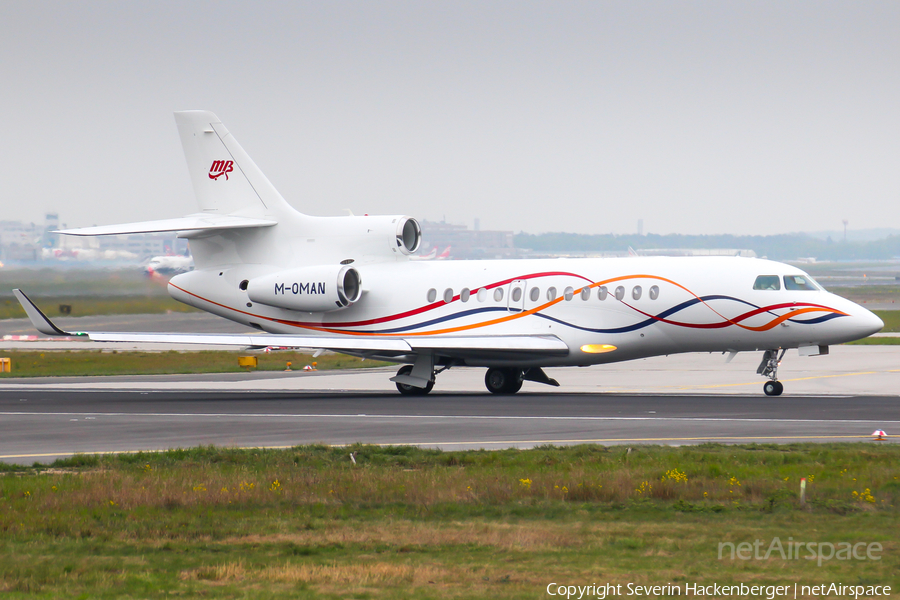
[247,265,362,312]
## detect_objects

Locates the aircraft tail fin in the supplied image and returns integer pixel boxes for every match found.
[174,111,295,217]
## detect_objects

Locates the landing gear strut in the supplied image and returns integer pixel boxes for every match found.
[757,349,786,396]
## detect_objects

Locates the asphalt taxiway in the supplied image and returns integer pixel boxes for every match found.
[1,346,898,464]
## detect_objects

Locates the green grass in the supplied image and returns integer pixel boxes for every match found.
[0,268,195,319]
[829,285,900,305]
[847,337,900,345]
[0,350,390,378]
[872,309,900,332]
[0,444,897,598]
[0,295,197,319]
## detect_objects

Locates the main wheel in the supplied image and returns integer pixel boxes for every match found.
[395,365,434,396]
[763,380,783,396]
[484,368,523,394]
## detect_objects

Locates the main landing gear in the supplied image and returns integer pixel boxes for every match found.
[394,365,434,395]
[757,349,786,396]
[392,362,560,396]
[484,368,523,394]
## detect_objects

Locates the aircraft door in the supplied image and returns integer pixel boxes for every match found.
[507,279,527,312]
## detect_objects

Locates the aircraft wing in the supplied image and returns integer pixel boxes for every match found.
[13,290,569,360]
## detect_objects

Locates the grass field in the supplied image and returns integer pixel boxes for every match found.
[0,444,897,598]
[872,309,900,332]
[0,295,197,320]
[0,350,389,378]
[0,268,195,319]
[826,285,900,305]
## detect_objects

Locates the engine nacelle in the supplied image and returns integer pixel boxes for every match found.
[247,265,362,312]
[393,216,422,255]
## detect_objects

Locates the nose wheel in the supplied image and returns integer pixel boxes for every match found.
[757,349,787,396]
[763,380,783,396]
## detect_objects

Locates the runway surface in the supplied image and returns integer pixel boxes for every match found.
[1,345,898,464]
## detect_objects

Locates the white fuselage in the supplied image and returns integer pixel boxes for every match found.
[168,255,883,367]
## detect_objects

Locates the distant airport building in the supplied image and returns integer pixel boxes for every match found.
[419,219,517,259]
[636,248,757,258]
[0,215,189,265]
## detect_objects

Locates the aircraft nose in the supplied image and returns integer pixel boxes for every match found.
[855,308,884,338]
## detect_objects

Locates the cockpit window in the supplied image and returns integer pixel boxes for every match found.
[784,274,818,291]
[753,275,781,290]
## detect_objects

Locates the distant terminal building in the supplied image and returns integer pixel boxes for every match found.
[419,219,517,260]
[0,220,43,262]
[635,248,757,258]
[0,213,189,265]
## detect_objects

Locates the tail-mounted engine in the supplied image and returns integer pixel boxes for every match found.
[247,265,362,312]
[394,217,421,255]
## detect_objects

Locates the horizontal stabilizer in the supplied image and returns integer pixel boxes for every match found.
[56,213,277,236]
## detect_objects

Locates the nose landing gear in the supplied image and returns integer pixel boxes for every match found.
[757,349,786,396]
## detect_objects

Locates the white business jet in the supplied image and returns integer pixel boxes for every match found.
[14,111,883,396]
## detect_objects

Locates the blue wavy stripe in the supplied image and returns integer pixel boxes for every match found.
[531,295,764,335]
[787,313,845,325]
[327,294,841,335]
[654,295,760,320]
[369,306,510,334]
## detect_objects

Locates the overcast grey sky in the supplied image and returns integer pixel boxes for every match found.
[1,1,897,236]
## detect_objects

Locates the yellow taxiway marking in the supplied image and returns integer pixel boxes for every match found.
[679,370,881,390]
[1,435,891,460]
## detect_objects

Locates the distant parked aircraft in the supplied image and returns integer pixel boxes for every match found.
[145,254,194,277]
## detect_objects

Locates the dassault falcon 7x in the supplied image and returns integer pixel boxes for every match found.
[14,111,883,396]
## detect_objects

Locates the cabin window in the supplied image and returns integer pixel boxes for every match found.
[598,286,608,300]
[477,288,488,302]
[649,285,659,300]
[493,287,504,302]
[460,288,471,302]
[753,275,781,290]
[427,288,437,303]
[564,286,575,301]
[580,287,591,300]
[443,288,454,303]
[511,287,522,302]
[615,286,625,301]
[530,287,540,302]
[784,275,817,291]
[547,287,557,301]
[632,286,642,300]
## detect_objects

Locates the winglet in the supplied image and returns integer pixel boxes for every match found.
[12,289,73,336]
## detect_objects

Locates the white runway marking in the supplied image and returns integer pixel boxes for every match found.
[1,411,897,424]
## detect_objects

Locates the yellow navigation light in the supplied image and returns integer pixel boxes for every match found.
[580,344,617,354]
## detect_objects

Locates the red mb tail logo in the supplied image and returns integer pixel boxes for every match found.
[209,160,234,181]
